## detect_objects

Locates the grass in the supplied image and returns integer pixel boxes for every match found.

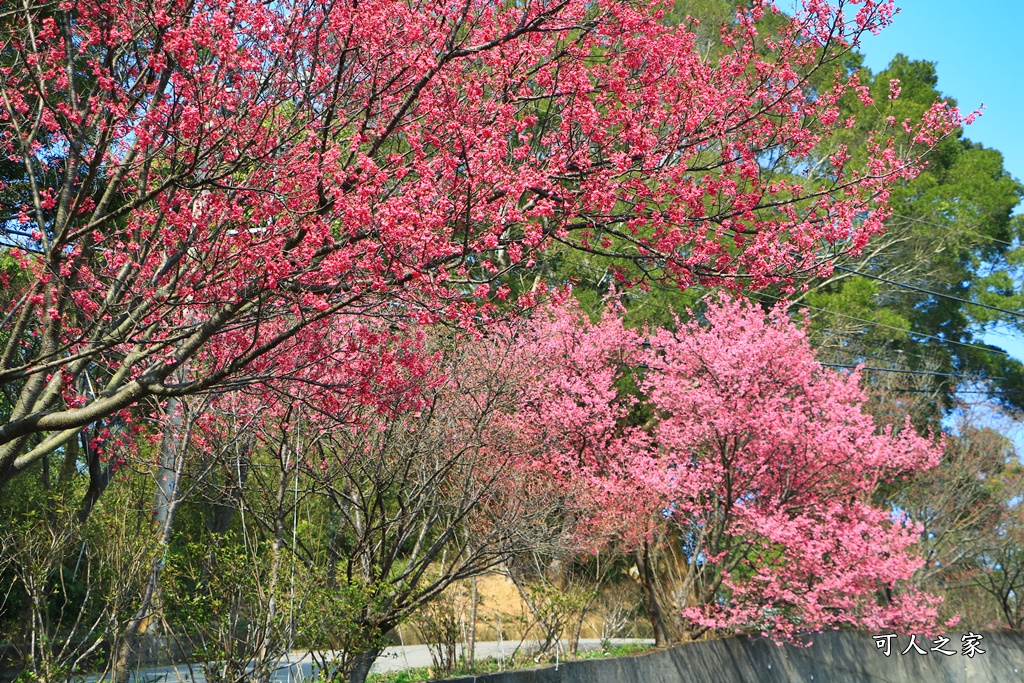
[367,642,656,683]
[576,642,654,659]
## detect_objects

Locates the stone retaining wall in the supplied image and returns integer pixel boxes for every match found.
[446,630,1024,683]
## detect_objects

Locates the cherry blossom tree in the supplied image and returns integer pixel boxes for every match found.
[645,297,946,640]
[151,321,574,683]
[0,0,963,486]
[511,296,947,643]
[111,316,432,683]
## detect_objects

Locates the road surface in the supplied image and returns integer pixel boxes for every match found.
[89,638,653,682]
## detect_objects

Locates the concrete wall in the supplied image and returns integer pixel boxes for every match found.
[446,630,1024,683]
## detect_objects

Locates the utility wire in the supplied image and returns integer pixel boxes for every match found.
[884,215,1019,249]
[759,293,1010,358]
[568,260,1021,370]
[834,265,1024,320]
[820,363,1004,382]
[886,387,1024,396]
[568,258,1023,333]
[822,360,1024,398]
[567,261,1024,401]
[565,251,1024,403]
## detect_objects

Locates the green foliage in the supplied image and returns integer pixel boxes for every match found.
[0,248,30,422]
[580,642,655,659]
[0,465,158,682]
[776,53,1024,412]
[522,582,591,645]
[162,539,253,634]
[408,588,472,678]
[296,571,392,654]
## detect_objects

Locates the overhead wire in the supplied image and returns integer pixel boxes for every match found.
[551,228,1024,406]
[833,265,1024,320]
[563,258,1022,393]
[566,259,1016,363]
[758,292,1010,357]
[822,360,1024,397]
[820,363,1004,382]
[888,213,1020,248]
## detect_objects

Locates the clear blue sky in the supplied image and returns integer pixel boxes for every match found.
[857,0,1024,189]
[856,1,1024,360]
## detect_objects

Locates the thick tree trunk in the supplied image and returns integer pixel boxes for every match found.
[635,529,706,646]
[347,647,381,683]
[151,398,183,529]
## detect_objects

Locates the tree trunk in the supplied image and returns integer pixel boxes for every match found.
[206,436,250,537]
[252,464,289,683]
[468,575,478,668]
[77,430,111,525]
[111,398,187,683]
[634,542,672,647]
[348,647,381,683]
[58,425,79,487]
[151,398,183,530]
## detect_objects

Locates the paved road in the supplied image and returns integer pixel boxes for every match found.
[93,638,653,682]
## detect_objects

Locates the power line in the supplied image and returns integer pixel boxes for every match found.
[888,213,1019,248]
[822,360,1024,400]
[569,258,1024,332]
[566,263,1024,401]
[834,266,1024,320]
[760,293,1010,358]
[569,260,1021,367]
[820,363,1004,381]
[886,387,1024,396]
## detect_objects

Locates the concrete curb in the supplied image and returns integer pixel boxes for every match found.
[444,631,1024,683]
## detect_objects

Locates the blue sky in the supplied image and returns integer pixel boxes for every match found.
[856,0,1024,360]
[857,0,1024,196]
